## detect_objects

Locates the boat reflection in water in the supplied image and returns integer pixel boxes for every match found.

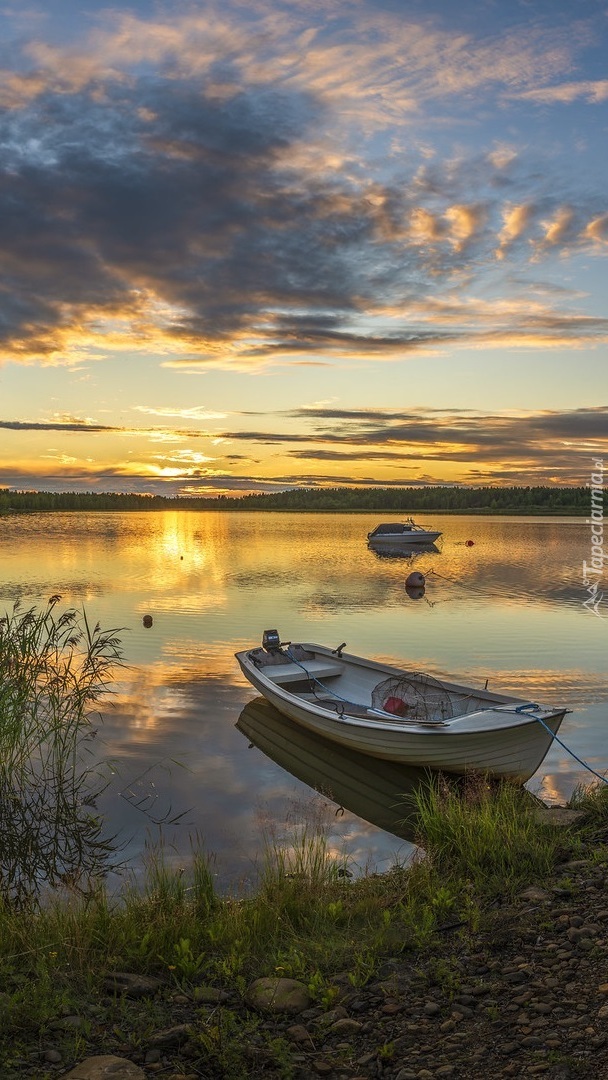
[367,542,440,561]
[236,697,436,848]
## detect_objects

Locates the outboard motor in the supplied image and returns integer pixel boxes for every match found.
[262,629,281,652]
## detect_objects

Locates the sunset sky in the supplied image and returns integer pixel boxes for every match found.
[0,0,607,495]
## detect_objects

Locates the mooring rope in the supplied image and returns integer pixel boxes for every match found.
[532,713,608,785]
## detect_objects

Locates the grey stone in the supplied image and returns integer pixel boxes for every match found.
[423,1001,441,1015]
[329,1017,363,1034]
[48,1015,87,1031]
[148,1024,192,1047]
[61,1057,146,1080]
[534,810,585,828]
[520,886,552,902]
[103,972,164,998]
[192,985,231,1003]
[246,976,312,1015]
[319,1005,349,1024]
[311,1059,333,1075]
[286,1024,313,1045]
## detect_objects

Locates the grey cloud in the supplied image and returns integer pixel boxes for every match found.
[0,420,116,432]
[220,406,608,463]
[0,51,605,366]
[0,77,381,355]
[287,449,418,461]
[180,474,440,489]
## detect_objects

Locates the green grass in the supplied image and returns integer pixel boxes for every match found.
[409,772,566,898]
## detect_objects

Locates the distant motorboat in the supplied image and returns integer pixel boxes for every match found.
[235,633,568,782]
[367,519,442,545]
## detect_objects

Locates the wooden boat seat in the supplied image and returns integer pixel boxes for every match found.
[263,659,344,685]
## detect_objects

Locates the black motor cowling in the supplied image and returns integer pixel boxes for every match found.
[262,629,281,651]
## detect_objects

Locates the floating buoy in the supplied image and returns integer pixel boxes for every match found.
[465,540,475,547]
[405,585,425,600]
[405,571,425,588]
[143,615,153,628]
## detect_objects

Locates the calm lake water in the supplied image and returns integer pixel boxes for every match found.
[1,511,606,891]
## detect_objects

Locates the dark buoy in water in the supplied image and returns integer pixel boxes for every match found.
[405,585,425,600]
[405,571,425,588]
[143,615,153,628]
[465,539,475,547]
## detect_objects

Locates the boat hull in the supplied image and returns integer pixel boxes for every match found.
[236,646,566,783]
[368,531,441,545]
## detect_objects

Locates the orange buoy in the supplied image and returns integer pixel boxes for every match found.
[465,540,475,547]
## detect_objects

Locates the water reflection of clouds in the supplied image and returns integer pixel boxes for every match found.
[96,660,413,889]
[442,667,608,708]
[256,799,411,879]
[1,510,605,884]
[224,518,591,615]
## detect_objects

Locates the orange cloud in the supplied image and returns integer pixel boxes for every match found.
[495,203,534,259]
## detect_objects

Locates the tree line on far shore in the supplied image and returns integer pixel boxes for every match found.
[0,485,590,514]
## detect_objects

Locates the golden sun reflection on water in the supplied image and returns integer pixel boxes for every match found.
[0,510,605,886]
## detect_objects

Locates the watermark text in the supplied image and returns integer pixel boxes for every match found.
[582,458,605,617]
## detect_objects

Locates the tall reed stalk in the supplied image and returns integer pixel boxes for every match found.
[0,597,124,907]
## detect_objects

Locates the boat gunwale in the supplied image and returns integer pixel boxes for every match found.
[235,644,567,736]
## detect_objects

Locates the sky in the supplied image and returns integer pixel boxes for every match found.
[0,0,607,495]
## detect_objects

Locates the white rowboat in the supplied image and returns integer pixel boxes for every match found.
[235,635,568,782]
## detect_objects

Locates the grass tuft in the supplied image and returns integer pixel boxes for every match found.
[410,772,563,898]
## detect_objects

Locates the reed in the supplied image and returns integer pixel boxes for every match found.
[569,777,608,826]
[0,597,124,907]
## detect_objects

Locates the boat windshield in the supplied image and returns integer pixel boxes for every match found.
[369,520,425,537]
[370,523,410,536]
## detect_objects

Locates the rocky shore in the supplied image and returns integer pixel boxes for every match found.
[16,837,608,1080]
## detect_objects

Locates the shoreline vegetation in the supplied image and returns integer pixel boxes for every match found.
[2,603,607,1078]
[0,485,590,516]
